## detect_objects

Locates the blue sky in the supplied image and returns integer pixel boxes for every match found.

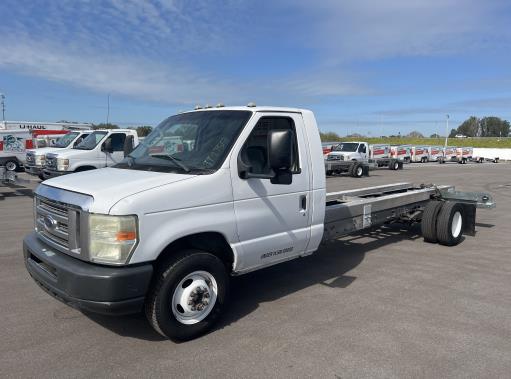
[1,0,511,136]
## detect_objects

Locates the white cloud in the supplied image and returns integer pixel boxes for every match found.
[289,0,510,61]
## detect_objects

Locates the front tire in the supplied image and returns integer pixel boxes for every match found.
[145,250,229,341]
[4,160,18,171]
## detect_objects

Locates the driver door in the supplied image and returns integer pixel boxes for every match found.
[105,133,126,166]
[229,113,311,272]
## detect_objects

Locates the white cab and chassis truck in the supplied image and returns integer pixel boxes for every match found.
[23,106,495,341]
[25,130,93,179]
[42,129,139,179]
[325,142,403,177]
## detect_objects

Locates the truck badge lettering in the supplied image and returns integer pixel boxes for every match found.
[261,246,293,260]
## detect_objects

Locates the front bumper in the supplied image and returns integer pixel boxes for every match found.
[23,232,153,315]
[25,165,43,176]
[42,169,68,179]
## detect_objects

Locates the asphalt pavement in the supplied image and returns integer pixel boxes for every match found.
[1,163,510,378]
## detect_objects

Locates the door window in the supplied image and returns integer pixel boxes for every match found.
[239,117,300,175]
[109,133,127,152]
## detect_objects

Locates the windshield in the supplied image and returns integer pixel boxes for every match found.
[54,132,79,148]
[115,110,252,174]
[333,143,359,152]
[76,131,108,150]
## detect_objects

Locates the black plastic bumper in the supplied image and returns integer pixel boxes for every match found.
[23,232,153,315]
[42,169,68,179]
[25,165,42,176]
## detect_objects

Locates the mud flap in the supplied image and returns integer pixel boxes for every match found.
[463,204,476,237]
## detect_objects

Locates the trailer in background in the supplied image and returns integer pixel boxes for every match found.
[411,146,430,163]
[456,147,473,164]
[428,146,444,162]
[439,146,458,164]
[390,145,412,163]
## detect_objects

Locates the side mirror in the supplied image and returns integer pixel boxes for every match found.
[269,130,293,171]
[102,138,113,153]
[123,135,134,157]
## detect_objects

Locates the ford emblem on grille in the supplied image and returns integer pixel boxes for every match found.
[43,215,58,232]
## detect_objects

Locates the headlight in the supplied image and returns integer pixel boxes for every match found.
[88,214,138,264]
[35,155,45,166]
[57,158,69,171]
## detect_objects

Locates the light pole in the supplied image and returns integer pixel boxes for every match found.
[0,93,5,122]
[444,114,449,149]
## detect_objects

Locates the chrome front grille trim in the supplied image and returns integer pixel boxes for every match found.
[34,184,93,260]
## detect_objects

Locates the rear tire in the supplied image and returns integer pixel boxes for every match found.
[436,202,465,246]
[326,170,333,176]
[421,201,443,243]
[145,250,229,341]
[38,173,45,181]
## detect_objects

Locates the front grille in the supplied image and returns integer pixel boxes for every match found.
[327,155,342,161]
[26,152,35,164]
[35,196,81,255]
[45,156,57,169]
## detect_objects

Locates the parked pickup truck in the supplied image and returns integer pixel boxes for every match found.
[23,106,495,341]
[42,129,139,179]
[325,141,402,177]
[25,130,93,179]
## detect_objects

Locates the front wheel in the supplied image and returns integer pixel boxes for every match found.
[145,250,229,341]
[4,160,18,171]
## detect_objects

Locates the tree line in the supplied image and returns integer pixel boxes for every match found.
[320,116,510,141]
[448,116,510,138]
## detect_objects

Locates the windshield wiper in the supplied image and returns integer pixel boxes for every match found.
[150,154,190,173]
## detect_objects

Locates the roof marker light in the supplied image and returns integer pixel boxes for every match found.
[194,105,203,110]
[247,102,256,107]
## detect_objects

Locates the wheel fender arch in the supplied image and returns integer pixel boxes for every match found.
[155,232,236,273]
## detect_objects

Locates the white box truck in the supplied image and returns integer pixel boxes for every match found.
[23,106,495,340]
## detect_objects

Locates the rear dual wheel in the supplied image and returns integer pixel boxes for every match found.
[421,201,465,246]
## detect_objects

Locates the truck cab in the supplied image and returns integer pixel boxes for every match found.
[42,129,139,178]
[25,130,93,179]
[326,141,368,161]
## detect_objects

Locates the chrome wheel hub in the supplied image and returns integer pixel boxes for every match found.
[172,270,218,325]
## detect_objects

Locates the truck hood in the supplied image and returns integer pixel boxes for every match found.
[28,147,66,156]
[43,167,196,213]
[47,149,93,159]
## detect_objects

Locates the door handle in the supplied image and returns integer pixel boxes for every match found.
[300,195,307,212]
